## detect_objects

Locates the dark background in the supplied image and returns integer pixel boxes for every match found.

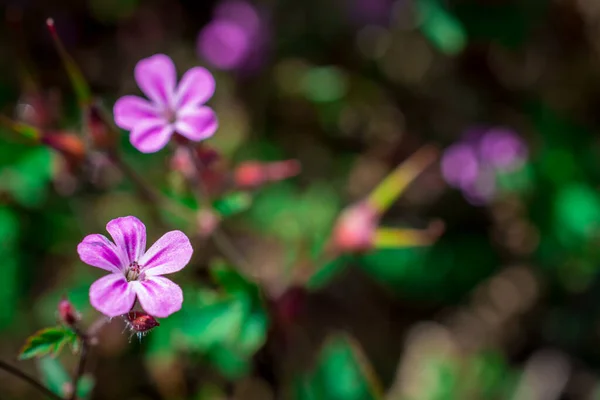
[1,0,600,399]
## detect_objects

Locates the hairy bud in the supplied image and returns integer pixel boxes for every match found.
[58,297,80,326]
[124,311,160,341]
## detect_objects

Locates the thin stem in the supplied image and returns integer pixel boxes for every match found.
[107,150,193,226]
[68,339,88,400]
[183,142,253,270]
[0,359,63,400]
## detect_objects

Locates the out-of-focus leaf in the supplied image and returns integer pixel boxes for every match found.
[206,344,250,379]
[37,356,71,397]
[178,297,247,350]
[418,0,467,55]
[19,326,78,360]
[0,147,53,208]
[306,256,348,291]
[236,310,268,354]
[76,374,95,400]
[212,192,252,217]
[0,207,19,329]
[554,183,600,246]
[295,334,383,400]
[360,234,497,301]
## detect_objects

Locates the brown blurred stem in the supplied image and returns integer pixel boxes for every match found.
[0,360,63,400]
[106,150,193,228]
[183,142,252,270]
[68,326,89,400]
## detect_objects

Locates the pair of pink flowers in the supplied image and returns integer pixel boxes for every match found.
[79,54,216,318]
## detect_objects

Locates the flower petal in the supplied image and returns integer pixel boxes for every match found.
[175,67,215,109]
[89,274,136,317]
[77,234,126,273]
[132,276,183,318]
[130,118,174,153]
[106,216,147,265]
[174,106,218,142]
[134,54,177,107]
[113,95,159,130]
[139,230,193,276]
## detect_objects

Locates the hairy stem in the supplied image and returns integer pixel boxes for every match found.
[0,360,63,400]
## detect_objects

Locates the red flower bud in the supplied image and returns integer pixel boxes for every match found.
[125,311,160,334]
[234,159,301,188]
[42,132,85,170]
[331,202,379,252]
[58,297,80,326]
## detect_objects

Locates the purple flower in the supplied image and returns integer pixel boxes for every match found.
[197,0,267,72]
[77,216,193,318]
[440,143,479,189]
[113,54,218,153]
[479,128,528,171]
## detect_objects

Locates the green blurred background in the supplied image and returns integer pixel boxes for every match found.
[2,0,600,399]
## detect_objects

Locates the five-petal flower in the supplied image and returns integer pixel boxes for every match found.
[77,216,193,318]
[113,54,218,153]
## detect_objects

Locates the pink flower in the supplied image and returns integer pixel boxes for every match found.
[113,54,218,153]
[77,216,193,318]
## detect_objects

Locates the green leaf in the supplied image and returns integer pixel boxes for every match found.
[296,334,383,400]
[0,147,54,208]
[76,374,95,399]
[178,297,247,350]
[212,192,253,218]
[37,356,71,397]
[418,0,467,55]
[554,183,600,246]
[206,344,251,379]
[0,207,20,329]
[19,327,78,360]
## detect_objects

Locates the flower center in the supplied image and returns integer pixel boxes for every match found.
[163,108,177,124]
[126,261,142,282]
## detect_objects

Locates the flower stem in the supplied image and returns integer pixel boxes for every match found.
[183,142,253,270]
[68,340,88,400]
[107,150,193,227]
[0,359,63,400]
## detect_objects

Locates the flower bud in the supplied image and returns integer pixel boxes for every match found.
[197,208,221,238]
[125,311,160,334]
[42,132,85,170]
[234,159,301,188]
[58,297,80,326]
[330,202,379,252]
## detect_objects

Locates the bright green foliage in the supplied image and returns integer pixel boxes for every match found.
[19,326,79,360]
[0,146,53,208]
[37,356,71,397]
[147,264,268,379]
[212,192,253,217]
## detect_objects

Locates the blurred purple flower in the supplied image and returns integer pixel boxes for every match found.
[441,126,528,205]
[479,128,528,171]
[78,216,193,318]
[197,0,267,71]
[113,54,218,153]
[440,143,479,189]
